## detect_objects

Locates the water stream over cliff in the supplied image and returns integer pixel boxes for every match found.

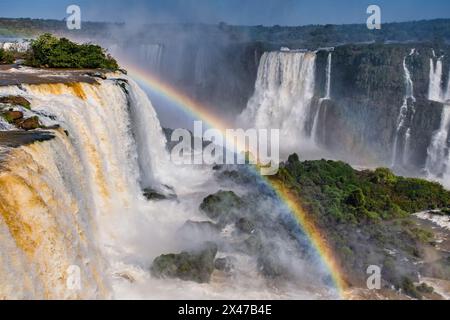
[392,49,416,167]
[429,57,444,102]
[312,52,332,145]
[238,51,317,156]
[0,73,335,299]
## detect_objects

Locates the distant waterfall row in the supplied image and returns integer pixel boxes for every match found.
[426,54,450,186]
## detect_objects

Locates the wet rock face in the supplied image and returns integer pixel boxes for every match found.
[214,257,235,273]
[1,108,42,131]
[0,96,31,109]
[150,242,218,283]
[235,217,255,234]
[143,186,177,201]
[15,116,40,131]
[313,44,448,170]
[199,190,244,223]
[2,110,23,122]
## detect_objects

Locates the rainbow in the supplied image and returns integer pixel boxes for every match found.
[124,62,348,298]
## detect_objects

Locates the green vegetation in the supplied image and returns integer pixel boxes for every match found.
[25,33,119,70]
[268,156,450,297]
[0,48,14,64]
[1,18,450,50]
[275,156,450,223]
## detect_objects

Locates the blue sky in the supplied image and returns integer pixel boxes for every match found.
[1,0,450,25]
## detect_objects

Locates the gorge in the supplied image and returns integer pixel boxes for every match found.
[1,18,450,300]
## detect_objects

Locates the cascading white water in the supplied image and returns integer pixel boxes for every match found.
[0,116,12,130]
[139,44,163,72]
[0,77,171,298]
[392,49,416,167]
[0,73,335,299]
[238,51,316,155]
[312,52,332,144]
[195,47,209,87]
[324,52,332,100]
[425,62,450,187]
[425,105,450,186]
[429,57,444,102]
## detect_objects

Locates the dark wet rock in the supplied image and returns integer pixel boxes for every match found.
[0,130,54,147]
[288,153,300,164]
[1,109,42,131]
[200,190,243,222]
[416,282,434,294]
[115,79,129,94]
[143,187,177,201]
[235,217,255,234]
[0,95,31,109]
[150,242,218,283]
[214,257,235,273]
[15,116,41,131]
[257,254,286,278]
[242,233,263,255]
[217,169,255,184]
[42,124,61,130]
[84,71,107,80]
[1,110,23,122]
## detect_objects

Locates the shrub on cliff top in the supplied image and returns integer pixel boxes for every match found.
[25,33,118,70]
[0,48,14,64]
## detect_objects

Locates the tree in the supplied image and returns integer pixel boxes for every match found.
[25,33,119,70]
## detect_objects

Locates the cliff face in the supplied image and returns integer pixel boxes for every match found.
[313,44,449,170]
[166,41,449,173]
[159,41,267,115]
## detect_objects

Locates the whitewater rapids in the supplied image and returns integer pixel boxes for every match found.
[0,74,335,299]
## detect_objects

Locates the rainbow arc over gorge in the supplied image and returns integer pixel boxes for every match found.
[124,62,348,298]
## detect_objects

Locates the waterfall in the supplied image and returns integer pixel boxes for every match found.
[391,49,416,167]
[324,52,332,100]
[312,52,332,144]
[0,116,12,130]
[424,51,450,186]
[425,105,450,186]
[428,57,444,102]
[238,51,316,154]
[139,44,163,72]
[194,47,209,87]
[0,77,171,298]
[447,75,450,102]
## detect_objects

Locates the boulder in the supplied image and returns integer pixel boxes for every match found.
[214,256,235,273]
[150,242,218,283]
[0,96,31,109]
[235,217,255,234]
[200,190,243,222]
[16,116,41,131]
[242,233,263,255]
[143,187,177,201]
[257,252,286,278]
[2,110,23,122]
